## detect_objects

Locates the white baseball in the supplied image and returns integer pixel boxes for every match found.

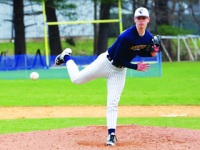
[30,72,39,81]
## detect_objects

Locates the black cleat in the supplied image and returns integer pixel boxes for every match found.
[55,48,72,65]
[106,133,117,146]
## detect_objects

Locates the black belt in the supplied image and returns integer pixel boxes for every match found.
[107,54,124,69]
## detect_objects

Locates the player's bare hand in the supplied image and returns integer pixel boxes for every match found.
[137,60,150,72]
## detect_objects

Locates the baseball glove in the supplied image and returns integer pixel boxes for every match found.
[147,35,161,52]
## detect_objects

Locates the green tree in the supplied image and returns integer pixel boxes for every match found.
[13,0,26,55]
[32,0,77,55]
[92,0,119,55]
[93,0,98,55]
[155,0,169,29]
[97,2,112,55]
[1,0,43,55]
[45,0,62,55]
[154,0,175,60]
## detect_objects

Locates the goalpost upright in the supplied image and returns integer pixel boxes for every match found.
[42,1,49,68]
[42,0,123,67]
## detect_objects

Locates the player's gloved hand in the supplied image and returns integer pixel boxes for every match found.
[137,61,150,72]
[147,35,161,52]
[153,45,159,52]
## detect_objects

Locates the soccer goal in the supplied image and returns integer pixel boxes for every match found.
[161,35,200,62]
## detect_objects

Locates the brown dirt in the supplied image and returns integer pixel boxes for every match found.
[0,125,200,150]
[0,106,200,150]
[0,106,200,119]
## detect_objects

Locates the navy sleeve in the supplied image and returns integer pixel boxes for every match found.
[113,36,138,70]
[138,48,152,57]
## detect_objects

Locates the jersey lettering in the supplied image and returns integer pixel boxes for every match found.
[130,45,147,50]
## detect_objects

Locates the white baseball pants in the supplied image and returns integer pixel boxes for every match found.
[66,52,127,129]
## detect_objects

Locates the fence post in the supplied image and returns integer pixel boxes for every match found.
[161,41,172,62]
[182,37,194,61]
[178,35,180,62]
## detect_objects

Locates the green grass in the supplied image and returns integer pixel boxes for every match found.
[0,61,200,106]
[0,117,200,134]
[122,61,200,105]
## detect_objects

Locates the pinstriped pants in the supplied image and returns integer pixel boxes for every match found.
[66,52,127,129]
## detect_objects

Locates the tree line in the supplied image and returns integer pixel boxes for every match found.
[1,0,199,56]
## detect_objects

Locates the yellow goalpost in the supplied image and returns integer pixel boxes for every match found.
[42,0,123,67]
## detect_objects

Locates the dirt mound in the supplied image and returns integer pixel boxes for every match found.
[0,125,200,150]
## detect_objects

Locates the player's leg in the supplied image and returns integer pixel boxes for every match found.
[56,48,113,84]
[106,68,127,146]
[66,52,114,84]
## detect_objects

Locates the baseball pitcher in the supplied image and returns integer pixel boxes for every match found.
[55,7,161,146]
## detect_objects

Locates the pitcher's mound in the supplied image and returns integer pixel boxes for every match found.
[0,124,200,150]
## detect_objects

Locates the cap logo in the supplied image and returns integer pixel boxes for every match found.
[139,9,143,14]
[134,7,149,18]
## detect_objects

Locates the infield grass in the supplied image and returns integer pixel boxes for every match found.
[0,117,200,134]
